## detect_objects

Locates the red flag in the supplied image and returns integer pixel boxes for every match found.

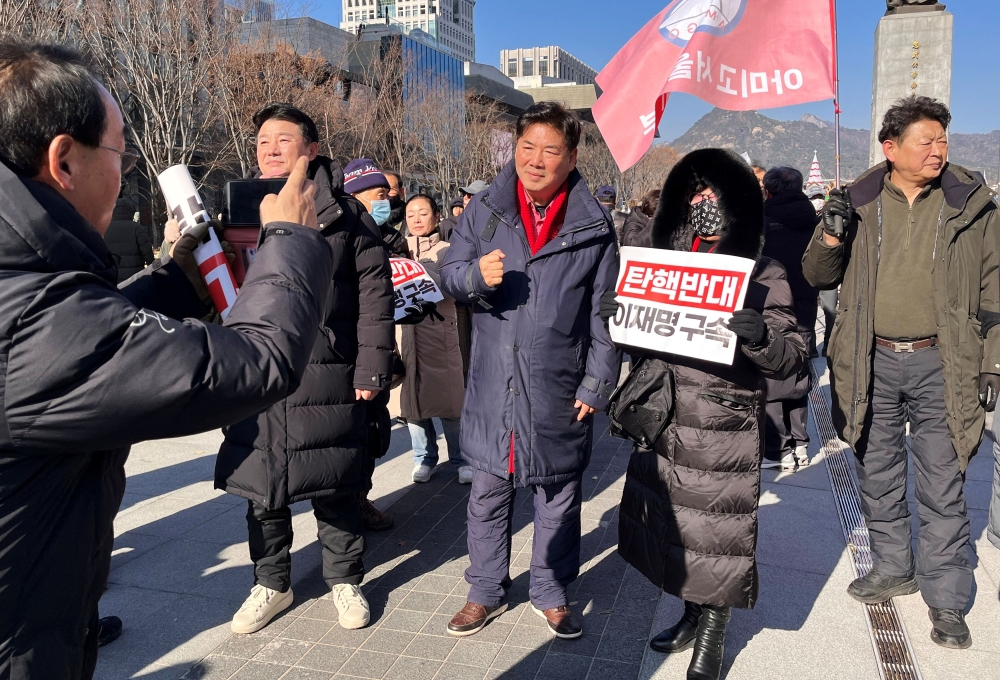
[594,0,837,171]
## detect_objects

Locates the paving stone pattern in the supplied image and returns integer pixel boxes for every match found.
[183,422,658,680]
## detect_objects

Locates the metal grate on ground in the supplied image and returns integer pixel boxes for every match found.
[808,362,923,680]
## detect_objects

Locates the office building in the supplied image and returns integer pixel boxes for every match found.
[340,0,476,62]
[499,47,597,85]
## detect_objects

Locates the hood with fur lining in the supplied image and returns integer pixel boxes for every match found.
[651,148,765,261]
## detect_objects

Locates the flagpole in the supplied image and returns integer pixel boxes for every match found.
[832,0,842,189]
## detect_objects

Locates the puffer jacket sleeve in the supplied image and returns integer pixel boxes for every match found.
[741,261,806,380]
[441,202,497,305]
[978,206,1000,375]
[353,212,395,390]
[116,257,210,321]
[575,236,622,411]
[5,222,333,453]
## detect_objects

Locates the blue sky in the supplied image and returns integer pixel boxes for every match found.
[308,0,998,140]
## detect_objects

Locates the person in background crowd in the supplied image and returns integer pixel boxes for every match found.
[751,161,767,191]
[384,169,407,233]
[460,179,489,208]
[215,104,394,635]
[620,188,660,248]
[0,44,334,679]
[159,215,181,257]
[441,102,619,640]
[438,196,466,242]
[346,159,408,257]
[344,158,406,533]
[104,196,153,282]
[604,149,805,680]
[808,187,827,212]
[761,166,822,470]
[400,194,474,486]
[803,95,1000,649]
[596,184,627,238]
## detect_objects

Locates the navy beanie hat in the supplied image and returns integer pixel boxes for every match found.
[344,159,389,194]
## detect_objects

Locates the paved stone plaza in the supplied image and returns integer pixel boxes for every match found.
[94,359,1000,679]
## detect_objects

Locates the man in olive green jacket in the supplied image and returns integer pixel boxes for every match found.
[802,96,1000,650]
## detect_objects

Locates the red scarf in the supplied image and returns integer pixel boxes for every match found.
[517,179,569,255]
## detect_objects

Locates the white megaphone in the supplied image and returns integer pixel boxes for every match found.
[156,165,239,320]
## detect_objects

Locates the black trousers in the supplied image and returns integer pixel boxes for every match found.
[854,345,972,610]
[765,396,809,457]
[247,491,365,592]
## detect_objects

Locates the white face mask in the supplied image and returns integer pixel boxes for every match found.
[811,198,826,212]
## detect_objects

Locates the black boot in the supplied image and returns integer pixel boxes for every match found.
[687,605,731,680]
[650,601,702,653]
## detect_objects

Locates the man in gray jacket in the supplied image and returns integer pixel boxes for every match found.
[0,44,332,679]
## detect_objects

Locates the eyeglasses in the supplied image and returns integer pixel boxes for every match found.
[99,145,141,175]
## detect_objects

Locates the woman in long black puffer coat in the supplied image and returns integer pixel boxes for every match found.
[605,149,805,680]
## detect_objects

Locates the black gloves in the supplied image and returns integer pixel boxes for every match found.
[726,309,768,347]
[979,373,1000,411]
[397,299,442,325]
[599,289,619,323]
[169,222,213,307]
[822,189,853,241]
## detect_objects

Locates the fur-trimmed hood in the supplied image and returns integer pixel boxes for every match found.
[651,148,765,261]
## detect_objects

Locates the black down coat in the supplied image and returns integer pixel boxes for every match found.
[617,149,806,609]
[103,202,153,282]
[0,158,333,679]
[215,156,395,508]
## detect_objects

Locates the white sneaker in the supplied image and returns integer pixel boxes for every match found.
[761,453,797,471]
[332,583,371,629]
[794,445,810,468]
[231,585,293,634]
[412,464,435,483]
[458,466,474,485]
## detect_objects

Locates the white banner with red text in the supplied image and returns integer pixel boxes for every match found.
[610,246,755,365]
[390,258,445,321]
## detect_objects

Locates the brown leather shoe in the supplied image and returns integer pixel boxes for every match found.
[446,601,508,637]
[358,495,394,532]
[533,604,583,639]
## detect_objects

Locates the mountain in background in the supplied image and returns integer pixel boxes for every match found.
[669,108,1000,185]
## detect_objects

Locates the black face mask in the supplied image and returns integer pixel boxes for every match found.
[389,195,405,211]
[690,198,724,238]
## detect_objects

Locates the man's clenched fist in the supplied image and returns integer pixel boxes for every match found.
[479,249,505,287]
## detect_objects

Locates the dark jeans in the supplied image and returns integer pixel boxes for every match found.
[765,396,809,458]
[465,469,583,611]
[247,491,366,592]
[854,345,972,610]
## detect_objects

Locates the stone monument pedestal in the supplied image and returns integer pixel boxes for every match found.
[870,8,953,166]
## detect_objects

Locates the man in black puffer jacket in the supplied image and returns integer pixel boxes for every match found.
[0,45,333,680]
[215,104,394,635]
[760,167,821,470]
[103,197,154,282]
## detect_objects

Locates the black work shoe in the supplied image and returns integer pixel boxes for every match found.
[98,616,123,647]
[687,605,731,680]
[650,601,702,653]
[929,608,972,649]
[847,569,918,604]
[359,495,395,532]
